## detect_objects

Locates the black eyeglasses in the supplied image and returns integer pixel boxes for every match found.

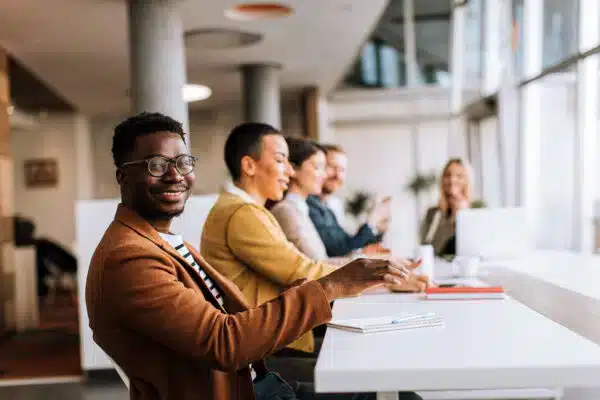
[120,155,198,177]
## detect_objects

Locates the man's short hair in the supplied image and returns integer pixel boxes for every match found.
[224,122,282,181]
[112,112,186,167]
[319,143,345,155]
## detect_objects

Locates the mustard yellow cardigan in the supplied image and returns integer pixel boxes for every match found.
[201,191,336,353]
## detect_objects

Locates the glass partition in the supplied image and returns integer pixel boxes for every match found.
[342,0,451,88]
[542,0,580,67]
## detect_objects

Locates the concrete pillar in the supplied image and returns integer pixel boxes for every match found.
[241,64,282,129]
[128,0,189,136]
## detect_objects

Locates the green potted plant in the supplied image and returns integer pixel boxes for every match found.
[406,171,438,226]
[345,190,373,219]
[406,173,438,196]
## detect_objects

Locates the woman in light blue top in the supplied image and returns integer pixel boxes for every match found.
[270,137,329,260]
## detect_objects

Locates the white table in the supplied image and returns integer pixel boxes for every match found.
[315,288,600,399]
[487,250,600,300]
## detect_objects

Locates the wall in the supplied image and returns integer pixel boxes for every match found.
[11,113,83,252]
[327,87,464,256]
[0,46,12,334]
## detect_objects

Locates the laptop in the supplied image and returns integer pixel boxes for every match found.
[456,207,532,264]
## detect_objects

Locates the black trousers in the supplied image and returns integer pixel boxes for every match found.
[293,382,422,400]
[254,372,422,400]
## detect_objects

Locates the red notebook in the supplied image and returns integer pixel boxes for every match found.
[425,286,505,300]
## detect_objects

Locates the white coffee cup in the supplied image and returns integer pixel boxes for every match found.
[453,256,480,278]
[415,244,435,280]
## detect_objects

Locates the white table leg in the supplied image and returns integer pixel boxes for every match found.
[376,393,399,400]
[553,388,564,399]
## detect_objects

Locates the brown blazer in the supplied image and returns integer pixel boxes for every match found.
[86,204,332,400]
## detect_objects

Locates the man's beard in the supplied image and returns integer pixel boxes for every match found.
[139,204,185,221]
[321,186,333,195]
[136,193,188,221]
[322,179,340,195]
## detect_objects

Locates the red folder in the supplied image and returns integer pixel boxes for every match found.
[425,286,505,300]
[426,286,504,294]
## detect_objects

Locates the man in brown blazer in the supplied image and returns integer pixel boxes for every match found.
[85,112,417,400]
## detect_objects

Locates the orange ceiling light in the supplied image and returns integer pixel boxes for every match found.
[225,3,293,21]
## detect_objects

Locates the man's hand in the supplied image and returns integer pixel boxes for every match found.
[368,196,392,233]
[317,258,409,302]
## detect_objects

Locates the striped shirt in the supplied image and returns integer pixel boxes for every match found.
[159,232,225,307]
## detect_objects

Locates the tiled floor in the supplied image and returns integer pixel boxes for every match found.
[0,293,81,380]
[1,377,600,400]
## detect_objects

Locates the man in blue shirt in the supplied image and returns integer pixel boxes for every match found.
[308,144,390,258]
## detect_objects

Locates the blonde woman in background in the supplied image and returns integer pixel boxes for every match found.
[420,158,474,256]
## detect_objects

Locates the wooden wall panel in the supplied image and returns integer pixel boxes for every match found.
[301,87,319,140]
[0,46,12,335]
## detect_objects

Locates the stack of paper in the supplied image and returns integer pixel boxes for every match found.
[425,286,505,300]
[328,312,444,333]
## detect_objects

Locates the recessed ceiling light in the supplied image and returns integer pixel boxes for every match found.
[185,28,262,49]
[225,3,293,21]
[183,84,212,103]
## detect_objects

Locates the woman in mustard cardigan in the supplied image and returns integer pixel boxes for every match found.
[202,125,422,354]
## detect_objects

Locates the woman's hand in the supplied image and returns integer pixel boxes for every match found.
[361,243,391,255]
[386,273,430,293]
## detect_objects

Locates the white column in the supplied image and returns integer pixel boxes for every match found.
[403,0,419,86]
[574,0,599,252]
[496,0,519,206]
[241,64,282,129]
[483,0,502,95]
[449,4,468,158]
[450,4,466,114]
[128,0,189,134]
[518,0,543,216]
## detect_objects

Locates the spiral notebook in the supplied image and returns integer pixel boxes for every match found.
[328,312,444,333]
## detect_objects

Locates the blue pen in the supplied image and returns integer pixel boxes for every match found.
[390,312,435,325]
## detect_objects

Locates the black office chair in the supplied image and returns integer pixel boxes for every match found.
[13,215,78,298]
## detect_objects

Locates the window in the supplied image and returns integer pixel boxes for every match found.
[542,0,579,67]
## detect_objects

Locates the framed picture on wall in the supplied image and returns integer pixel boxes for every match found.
[24,158,58,188]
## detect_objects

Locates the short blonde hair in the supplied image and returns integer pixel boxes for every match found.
[438,158,473,213]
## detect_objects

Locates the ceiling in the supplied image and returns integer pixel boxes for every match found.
[9,56,74,113]
[0,0,389,116]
